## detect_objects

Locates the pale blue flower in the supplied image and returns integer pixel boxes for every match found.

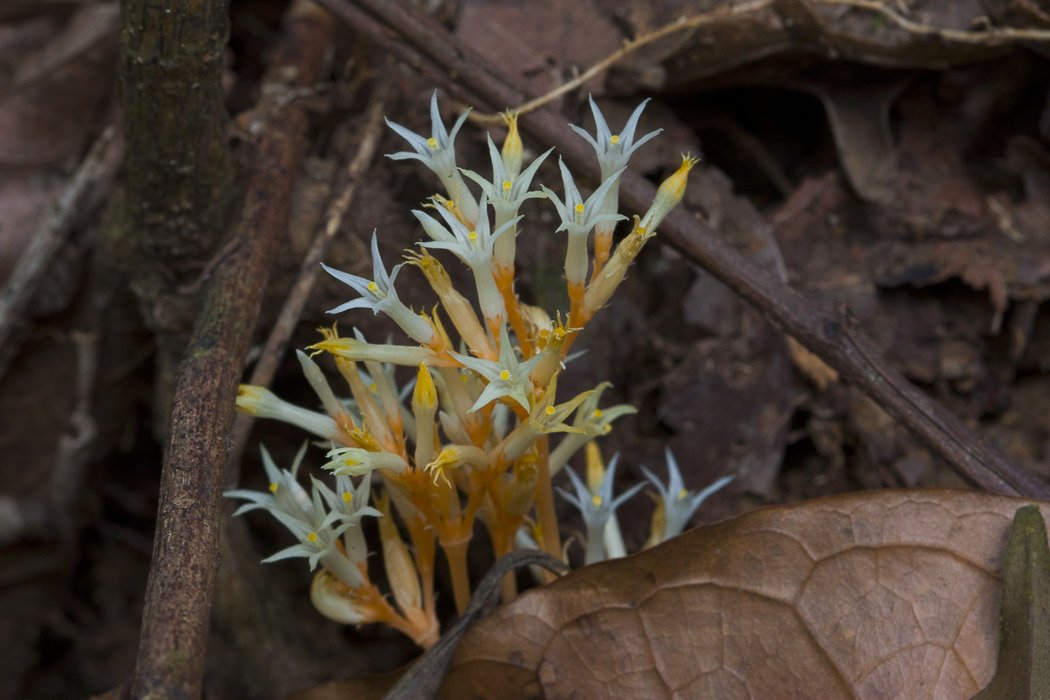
[320,230,434,345]
[642,448,733,542]
[413,196,516,267]
[570,96,662,179]
[461,135,551,227]
[386,91,478,221]
[413,196,516,322]
[451,323,541,412]
[542,159,626,238]
[541,159,625,285]
[225,443,312,521]
[313,472,380,565]
[226,444,377,589]
[557,454,644,564]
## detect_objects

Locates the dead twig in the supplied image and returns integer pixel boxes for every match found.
[0,304,102,547]
[0,128,123,380]
[130,3,336,698]
[317,0,1050,499]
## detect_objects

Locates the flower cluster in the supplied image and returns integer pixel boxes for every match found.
[227,92,730,647]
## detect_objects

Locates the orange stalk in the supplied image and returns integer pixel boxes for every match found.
[591,228,613,280]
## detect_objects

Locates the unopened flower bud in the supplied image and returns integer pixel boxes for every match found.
[640,154,698,232]
[501,111,524,178]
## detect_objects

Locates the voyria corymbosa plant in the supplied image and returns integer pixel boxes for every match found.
[227,92,729,647]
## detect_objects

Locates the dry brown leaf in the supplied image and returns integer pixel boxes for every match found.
[441,490,1049,699]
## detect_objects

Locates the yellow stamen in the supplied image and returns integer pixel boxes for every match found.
[307,531,318,543]
[544,405,556,416]
[610,134,621,144]
[468,230,479,242]
[677,488,689,501]
[366,281,379,294]
[574,203,585,214]
[591,494,603,507]
[502,179,512,192]
[426,136,439,150]
[368,382,378,393]
[268,482,278,493]
[499,369,511,381]
[342,491,353,503]
[592,409,603,419]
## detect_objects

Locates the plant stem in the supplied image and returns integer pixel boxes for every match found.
[442,536,472,616]
[534,439,562,562]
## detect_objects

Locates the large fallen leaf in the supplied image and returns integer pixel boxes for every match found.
[441,490,1050,699]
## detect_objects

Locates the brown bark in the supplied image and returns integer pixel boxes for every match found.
[114,0,233,435]
[117,0,231,282]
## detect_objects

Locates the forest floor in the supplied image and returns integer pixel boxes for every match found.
[2,0,1050,697]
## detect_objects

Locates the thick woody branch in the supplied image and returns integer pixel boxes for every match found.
[130,4,334,698]
[318,0,1049,499]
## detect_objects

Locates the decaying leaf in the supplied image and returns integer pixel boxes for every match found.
[441,490,1049,698]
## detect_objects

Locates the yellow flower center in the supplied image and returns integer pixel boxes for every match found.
[368,382,378,393]
[574,203,585,214]
[610,134,621,144]
[268,482,278,494]
[591,494,603,507]
[502,179,513,192]
[342,492,353,503]
[468,230,479,242]
[544,405,556,416]
[499,369,511,381]
[367,281,379,294]
[677,488,688,501]
[307,531,318,543]
[592,409,603,419]
[426,137,439,150]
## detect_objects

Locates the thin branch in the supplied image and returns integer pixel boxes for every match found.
[0,295,104,546]
[318,0,1050,499]
[0,127,123,379]
[130,3,335,697]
